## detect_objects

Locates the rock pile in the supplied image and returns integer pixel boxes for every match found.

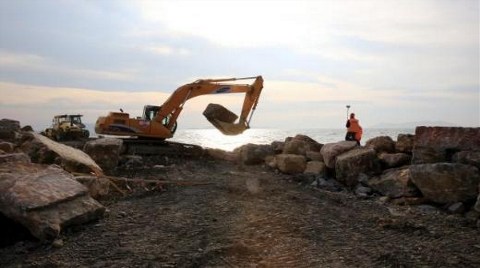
[0,119,108,242]
[2,116,479,243]
[209,127,480,225]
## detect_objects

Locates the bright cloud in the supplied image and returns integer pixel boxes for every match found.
[0,51,137,82]
[134,0,477,51]
[143,45,191,56]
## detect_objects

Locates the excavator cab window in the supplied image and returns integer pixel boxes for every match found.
[143,105,160,121]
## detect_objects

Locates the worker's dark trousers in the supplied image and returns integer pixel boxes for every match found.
[345,132,360,145]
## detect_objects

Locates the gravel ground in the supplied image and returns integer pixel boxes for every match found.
[1,158,479,267]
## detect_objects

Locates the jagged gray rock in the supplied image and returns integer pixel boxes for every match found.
[378,152,411,168]
[368,167,420,199]
[412,127,480,164]
[452,151,480,170]
[0,119,20,141]
[235,143,274,165]
[396,134,414,154]
[304,161,326,175]
[0,141,15,153]
[335,148,381,187]
[84,138,123,173]
[0,162,105,240]
[320,141,357,168]
[410,163,480,203]
[365,136,395,153]
[276,154,307,174]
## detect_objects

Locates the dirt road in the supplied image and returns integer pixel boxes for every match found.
[1,159,479,267]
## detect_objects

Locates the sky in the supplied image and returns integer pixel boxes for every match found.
[0,0,479,132]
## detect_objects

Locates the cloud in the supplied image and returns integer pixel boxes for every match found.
[142,45,191,56]
[0,50,138,82]
[133,0,478,52]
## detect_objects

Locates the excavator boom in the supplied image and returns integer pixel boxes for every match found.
[95,76,264,139]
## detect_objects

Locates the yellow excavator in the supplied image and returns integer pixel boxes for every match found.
[95,76,263,139]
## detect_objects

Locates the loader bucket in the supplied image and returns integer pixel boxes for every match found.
[203,103,247,135]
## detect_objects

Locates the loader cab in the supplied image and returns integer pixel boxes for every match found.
[69,115,83,125]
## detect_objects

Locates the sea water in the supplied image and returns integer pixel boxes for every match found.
[170,128,415,151]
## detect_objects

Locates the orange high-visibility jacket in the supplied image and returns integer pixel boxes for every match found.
[347,118,363,141]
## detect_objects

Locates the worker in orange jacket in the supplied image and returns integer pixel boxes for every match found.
[345,113,363,145]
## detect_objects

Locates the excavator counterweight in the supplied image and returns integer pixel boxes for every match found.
[95,76,264,139]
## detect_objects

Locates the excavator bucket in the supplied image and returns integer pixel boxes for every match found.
[203,103,248,135]
[209,119,248,136]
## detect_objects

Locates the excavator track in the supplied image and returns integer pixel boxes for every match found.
[59,138,205,158]
[121,139,205,158]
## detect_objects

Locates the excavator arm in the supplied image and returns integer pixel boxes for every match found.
[153,76,263,135]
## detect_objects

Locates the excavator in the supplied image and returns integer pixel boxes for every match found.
[95,76,264,140]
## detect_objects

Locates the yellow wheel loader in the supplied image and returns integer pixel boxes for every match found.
[43,114,90,141]
[95,76,264,140]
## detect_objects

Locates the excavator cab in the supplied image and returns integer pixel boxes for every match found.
[142,105,178,134]
[142,105,160,121]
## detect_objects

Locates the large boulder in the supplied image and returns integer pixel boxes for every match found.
[84,138,123,173]
[0,141,15,153]
[270,141,285,154]
[19,134,58,164]
[283,139,307,155]
[335,148,381,187]
[452,151,480,170]
[368,167,420,198]
[0,153,31,164]
[412,127,480,164]
[378,153,411,168]
[206,148,238,162]
[365,136,395,154]
[306,151,323,162]
[203,103,238,124]
[320,141,357,168]
[235,143,274,165]
[276,154,307,174]
[475,191,480,213]
[410,163,480,203]
[0,119,20,141]
[396,134,414,154]
[283,134,322,155]
[304,161,326,175]
[0,162,105,240]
